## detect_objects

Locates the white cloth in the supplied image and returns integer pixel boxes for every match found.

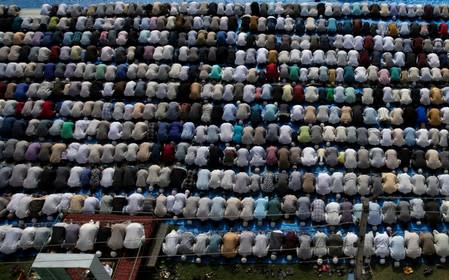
[82,196,99,214]
[0,227,22,254]
[325,202,341,225]
[343,232,358,257]
[316,173,331,195]
[123,222,145,249]
[162,230,179,256]
[41,194,62,216]
[15,195,33,219]
[6,193,26,214]
[75,221,99,251]
[252,233,269,258]
[124,193,145,215]
[18,226,36,250]
[301,147,317,166]
[374,232,389,258]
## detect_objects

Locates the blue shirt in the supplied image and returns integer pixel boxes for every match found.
[14,83,29,100]
[216,31,226,46]
[157,122,169,142]
[140,18,150,30]
[207,125,220,143]
[389,236,405,261]
[363,107,378,125]
[222,104,237,122]
[232,124,243,143]
[1,117,16,138]
[149,143,161,163]
[138,30,150,43]
[62,32,73,46]
[181,122,195,140]
[254,197,268,220]
[251,105,262,124]
[327,18,337,33]
[196,169,210,190]
[209,196,226,221]
[334,87,345,103]
[42,32,53,46]
[116,64,128,80]
[80,168,90,186]
[389,3,398,17]
[168,121,182,141]
[404,127,416,146]
[368,202,382,226]
[416,106,427,124]
[261,84,272,100]
[351,3,361,15]
[43,63,56,80]
[263,104,278,122]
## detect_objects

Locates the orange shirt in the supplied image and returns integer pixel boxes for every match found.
[430,87,443,105]
[69,195,86,213]
[428,108,441,127]
[221,232,239,258]
[189,82,201,100]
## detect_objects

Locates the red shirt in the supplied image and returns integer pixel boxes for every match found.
[162,143,175,164]
[283,231,299,251]
[0,82,7,98]
[440,23,448,37]
[265,63,279,82]
[416,52,428,68]
[363,35,374,51]
[412,37,423,53]
[15,102,24,116]
[40,101,55,119]
[292,84,304,104]
[359,50,371,67]
[50,45,60,62]
[265,146,278,167]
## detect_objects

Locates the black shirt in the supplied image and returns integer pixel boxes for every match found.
[170,167,187,189]
[412,150,426,169]
[49,225,66,246]
[112,196,127,212]
[327,234,343,257]
[269,231,283,254]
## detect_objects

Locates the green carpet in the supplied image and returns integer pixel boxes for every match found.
[151,262,449,280]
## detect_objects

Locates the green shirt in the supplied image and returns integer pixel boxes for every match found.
[298,126,311,143]
[289,65,300,81]
[49,16,59,30]
[11,16,23,32]
[337,151,345,165]
[95,64,107,80]
[61,121,74,139]
[390,67,401,82]
[344,66,354,83]
[326,87,334,102]
[206,234,222,257]
[209,65,222,80]
[72,31,82,45]
[268,198,281,221]
[344,87,356,104]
